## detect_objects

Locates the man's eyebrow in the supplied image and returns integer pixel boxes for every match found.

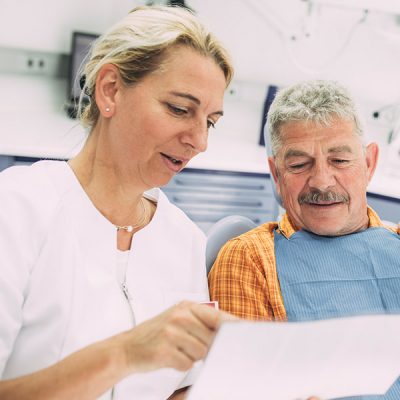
[169,91,224,116]
[328,145,353,153]
[284,145,354,159]
[284,149,310,159]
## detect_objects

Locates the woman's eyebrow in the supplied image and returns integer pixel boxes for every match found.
[169,91,200,104]
[169,91,224,116]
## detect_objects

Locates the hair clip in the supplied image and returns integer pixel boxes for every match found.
[79,74,86,90]
[79,74,92,97]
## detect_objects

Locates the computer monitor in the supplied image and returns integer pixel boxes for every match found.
[66,31,99,118]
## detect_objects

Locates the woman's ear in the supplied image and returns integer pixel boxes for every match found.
[94,64,120,118]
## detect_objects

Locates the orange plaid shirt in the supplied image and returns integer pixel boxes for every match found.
[209,207,399,321]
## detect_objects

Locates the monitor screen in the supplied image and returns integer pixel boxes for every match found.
[68,31,99,103]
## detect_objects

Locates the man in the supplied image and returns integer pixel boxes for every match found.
[209,80,400,399]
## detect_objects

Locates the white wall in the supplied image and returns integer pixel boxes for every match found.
[1,0,400,182]
[191,0,400,177]
[0,0,143,53]
[0,0,137,157]
[192,0,400,102]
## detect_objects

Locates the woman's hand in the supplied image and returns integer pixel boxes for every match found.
[0,302,234,400]
[119,301,236,374]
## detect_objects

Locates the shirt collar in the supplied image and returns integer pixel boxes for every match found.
[277,206,384,239]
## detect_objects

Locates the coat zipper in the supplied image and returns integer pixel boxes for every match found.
[112,253,136,400]
[121,280,136,326]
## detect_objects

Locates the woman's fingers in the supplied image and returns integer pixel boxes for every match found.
[189,302,239,330]
[122,301,236,373]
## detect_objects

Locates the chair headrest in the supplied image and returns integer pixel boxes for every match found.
[263,116,283,207]
[206,215,256,275]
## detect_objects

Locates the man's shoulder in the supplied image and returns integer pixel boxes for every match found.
[226,221,278,250]
[213,221,279,273]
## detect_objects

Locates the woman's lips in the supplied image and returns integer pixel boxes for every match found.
[160,152,188,172]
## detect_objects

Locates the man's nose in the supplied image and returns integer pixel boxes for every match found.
[307,162,336,191]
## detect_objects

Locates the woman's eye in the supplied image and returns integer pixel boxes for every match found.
[207,120,215,129]
[168,104,187,115]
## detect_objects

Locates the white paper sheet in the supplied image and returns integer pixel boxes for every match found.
[187,314,400,400]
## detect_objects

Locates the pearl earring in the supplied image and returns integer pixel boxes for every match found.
[105,107,110,112]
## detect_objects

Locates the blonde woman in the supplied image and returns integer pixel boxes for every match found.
[0,6,234,399]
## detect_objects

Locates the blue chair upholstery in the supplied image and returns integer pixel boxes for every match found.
[206,215,256,275]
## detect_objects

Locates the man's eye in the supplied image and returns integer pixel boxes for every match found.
[332,159,349,165]
[289,163,307,170]
[168,104,187,115]
[207,120,215,129]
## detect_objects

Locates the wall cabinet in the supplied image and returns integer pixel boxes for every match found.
[161,168,278,233]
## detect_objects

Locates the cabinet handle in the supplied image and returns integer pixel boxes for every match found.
[174,178,265,191]
[172,196,263,207]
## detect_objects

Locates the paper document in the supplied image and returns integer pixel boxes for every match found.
[187,314,400,400]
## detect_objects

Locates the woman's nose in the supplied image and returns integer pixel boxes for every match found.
[181,122,208,154]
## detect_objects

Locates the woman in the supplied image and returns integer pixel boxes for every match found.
[0,6,234,399]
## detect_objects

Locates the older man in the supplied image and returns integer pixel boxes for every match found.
[209,80,400,399]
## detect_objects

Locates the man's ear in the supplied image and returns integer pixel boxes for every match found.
[94,64,120,117]
[268,156,281,197]
[365,142,379,183]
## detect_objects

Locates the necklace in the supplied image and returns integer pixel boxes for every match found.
[115,197,147,233]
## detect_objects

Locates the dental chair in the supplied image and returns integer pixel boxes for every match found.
[205,117,278,275]
[206,215,256,275]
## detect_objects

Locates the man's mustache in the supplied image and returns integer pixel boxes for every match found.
[298,190,349,205]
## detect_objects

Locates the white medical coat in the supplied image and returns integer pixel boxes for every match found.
[0,160,209,399]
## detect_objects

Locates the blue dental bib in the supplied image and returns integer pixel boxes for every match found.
[275,227,400,399]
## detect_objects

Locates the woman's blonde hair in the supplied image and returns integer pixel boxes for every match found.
[78,5,233,129]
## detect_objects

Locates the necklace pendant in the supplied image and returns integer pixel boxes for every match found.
[114,197,148,233]
[116,225,134,232]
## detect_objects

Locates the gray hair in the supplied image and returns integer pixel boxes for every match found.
[78,5,233,129]
[267,80,364,156]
